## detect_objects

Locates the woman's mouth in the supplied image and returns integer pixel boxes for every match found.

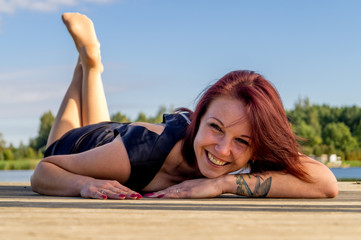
[207,151,228,166]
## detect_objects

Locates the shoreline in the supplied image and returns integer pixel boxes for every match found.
[1,168,361,182]
[1,161,361,171]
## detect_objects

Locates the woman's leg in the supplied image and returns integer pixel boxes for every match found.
[47,13,110,147]
[47,58,83,147]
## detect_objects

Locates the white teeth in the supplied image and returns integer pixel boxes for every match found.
[207,152,227,166]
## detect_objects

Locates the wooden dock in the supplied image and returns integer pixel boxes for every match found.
[0,182,360,240]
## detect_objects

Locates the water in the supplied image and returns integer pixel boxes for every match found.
[0,170,34,182]
[0,168,360,182]
[330,167,361,180]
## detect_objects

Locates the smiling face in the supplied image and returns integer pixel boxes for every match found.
[193,96,253,178]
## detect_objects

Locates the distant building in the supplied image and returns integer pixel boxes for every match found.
[328,154,342,167]
[310,154,342,167]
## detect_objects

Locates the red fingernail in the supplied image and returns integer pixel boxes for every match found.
[144,193,154,197]
[130,194,138,198]
[119,194,126,198]
[137,194,143,199]
[101,195,107,199]
[157,194,165,198]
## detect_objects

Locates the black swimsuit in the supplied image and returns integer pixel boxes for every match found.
[44,113,190,191]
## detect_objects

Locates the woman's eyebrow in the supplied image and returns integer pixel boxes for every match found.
[211,117,251,139]
[240,135,251,139]
[210,117,224,126]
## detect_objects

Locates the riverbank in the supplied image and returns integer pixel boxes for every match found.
[2,159,361,170]
[0,159,361,171]
[1,167,361,183]
[0,159,40,170]
[338,160,361,167]
[0,182,360,240]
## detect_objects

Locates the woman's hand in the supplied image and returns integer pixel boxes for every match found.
[144,178,224,199]
[79,178,143,200]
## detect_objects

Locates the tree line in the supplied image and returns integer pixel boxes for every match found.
[1,99,361,161]
[287,98,361,160]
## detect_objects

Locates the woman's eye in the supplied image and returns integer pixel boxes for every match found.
[209,123,222,132]
[235,138,249,146]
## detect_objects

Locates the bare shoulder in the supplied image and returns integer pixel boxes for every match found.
[299,154,337,183]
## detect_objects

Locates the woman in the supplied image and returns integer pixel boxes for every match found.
[31,13,338,200]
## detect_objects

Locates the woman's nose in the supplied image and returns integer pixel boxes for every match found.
[214,137,231,157]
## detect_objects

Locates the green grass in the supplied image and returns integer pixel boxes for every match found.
[341,160,361,167]
[1,159,361,171]
[337,178,361,182]
[0,159,41,170]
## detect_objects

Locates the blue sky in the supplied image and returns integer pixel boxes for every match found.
[0,0,360,146]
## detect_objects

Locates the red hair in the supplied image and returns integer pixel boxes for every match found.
[181,70,309,181]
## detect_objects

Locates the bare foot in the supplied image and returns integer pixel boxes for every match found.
[62,12,103,71]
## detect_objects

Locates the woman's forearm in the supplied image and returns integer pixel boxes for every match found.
[221,159,338,198]
[31,159,92,196]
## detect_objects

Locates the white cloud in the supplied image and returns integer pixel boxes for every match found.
[0,0,115,14]
[84,0,114,3]
[0,65,71,105]
[29,0,78,12]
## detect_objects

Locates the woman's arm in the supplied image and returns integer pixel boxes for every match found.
[31,136,142,199]
[146,156,338,198]
[224,157,338,198]
[230,156,338,198]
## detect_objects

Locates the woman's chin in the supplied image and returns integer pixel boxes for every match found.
[196,152,239,178]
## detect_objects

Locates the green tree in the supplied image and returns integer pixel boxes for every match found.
[322,122,358,158]
[0,133,6,160]
[3,148,14,160]
[0,133,6,151]
[149,106,169,123]
[25,147,37,159]
[135,112,149,122]
[295,121,322,147]
[30,111,55,153]
[134,106,173,123]
[288,98,322,153]
[354,120,361,146]
[339,106,361,134]
[111,112,131,123]
[16,141,27,159]
[288,97,308,124]
[316,104,341,127]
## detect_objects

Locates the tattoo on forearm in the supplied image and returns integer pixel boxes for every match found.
[235,174,272,197]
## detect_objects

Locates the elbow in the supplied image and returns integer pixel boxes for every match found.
[319,180,338,198]
[323,179,338,198]
[30,176,39,194]
[304,159,339,198]
[317,174,339,198]
[30,160,46,194]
